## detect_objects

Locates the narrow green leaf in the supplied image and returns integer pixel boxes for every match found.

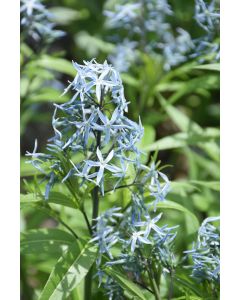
[75,31,114,57]
[174,275,202,297]
[27,88,68,104]
[159,97,202,134]
[143,131,218,152]
[157,97,220,161]
[21,228,76,255]
[36,55,76,77]
[190,180,220,191]
[39,240,97,300]
[121,73,140,87]
[193,64,220,71]
[105,267,148,300]
[166,75,219,104]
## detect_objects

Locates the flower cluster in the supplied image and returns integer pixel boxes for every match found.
[92,206,178,298]
[185,216,220,283]
[193,0,220,61]
[20,0,64,42]
[104,0,193,71]
[26,60,169,206]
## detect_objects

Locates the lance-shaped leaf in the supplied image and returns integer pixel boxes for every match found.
[39,240,97,300]
[21,228,76,255]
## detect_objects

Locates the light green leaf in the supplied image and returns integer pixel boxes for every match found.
[49,7,89,25]
[36,56,76,77]
[75,31,114,57]
[27,88,68,104]
[143,131,218,152]
[21,228,76,255]
[105,267,148,300]
[121,73,140,87]
[39,240,97,300]
[190,180,220,191]
[193,64,220,71]
[156,200,199,232]
[171,180,219,193]
[166,75,219,104]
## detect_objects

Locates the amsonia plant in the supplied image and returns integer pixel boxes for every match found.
[24,60,220,300]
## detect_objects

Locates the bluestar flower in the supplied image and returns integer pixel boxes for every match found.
[104,276,124,300]
[20,0,45,16]
[86,148,120,186]
[92,207,123,265]
[184,216,220,283]
[92,108,128,145]
[135,213,163,237]
[195,0,220,33]
[21,0,64,41]
[149,171,170,211]
[109,40,138,72]
[192,0,220,62]
[128,230,152,252]
[161,28,194,71]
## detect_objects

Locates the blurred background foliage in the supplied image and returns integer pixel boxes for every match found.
[20,0,219,299]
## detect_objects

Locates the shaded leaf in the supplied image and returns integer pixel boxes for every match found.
[105,267,149,300]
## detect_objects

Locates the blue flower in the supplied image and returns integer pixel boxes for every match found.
[128,230,152,252]
[86,148,120,186]
[21,0,64,41]
[135,213,163,237]
[195,0,220,33]
[92,108,128,145]
[184,216,220,283]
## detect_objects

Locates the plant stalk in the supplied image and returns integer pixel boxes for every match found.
[84,89,103,300]
[84,186,99,300]
[147,266,161,300]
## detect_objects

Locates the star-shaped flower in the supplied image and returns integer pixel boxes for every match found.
[128,230,152,252]
[135,213,163,237]
[86,148,120,186]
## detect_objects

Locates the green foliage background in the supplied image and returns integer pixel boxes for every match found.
[20,0,220,299]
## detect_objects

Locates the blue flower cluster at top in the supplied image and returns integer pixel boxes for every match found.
[26,60,169,204]
[20,0,64,42]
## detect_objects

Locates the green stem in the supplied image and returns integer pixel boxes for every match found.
[84,89,104,300]
[82,209,93,235]
[148,268,161,300]
[58,218,79,239]
[84,186,99,300]
[168,270,174,300]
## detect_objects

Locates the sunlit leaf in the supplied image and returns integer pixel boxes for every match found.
[39,240,97,300]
